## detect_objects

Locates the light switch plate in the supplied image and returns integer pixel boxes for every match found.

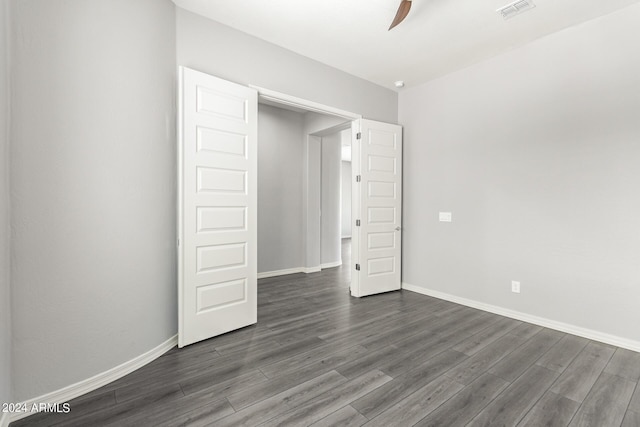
[439,212,452,222]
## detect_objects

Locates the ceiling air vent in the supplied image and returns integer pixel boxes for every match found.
[497,0,536,20]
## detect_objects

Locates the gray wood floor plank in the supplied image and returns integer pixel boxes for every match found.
[351,349,468,420]
[467,365,560,427]
[110,394,234,427]
[260,344,367,379]
[488,328,564,382]
[445,333,527,385]
[309,405,368,427]
[214,370,348,427]
[622,410,640,427]
[452,316,521,356]
[509,322,544,340]
[54,383,185,427]
[568,372,636,427]
[605,348,640,382]
[629,384,640,413]
[258,370,392,427]
[335,344,401,379]
[550,341,616,403]
[180,368,269,397]
[413,373,509,427]
[364,375,464,427]
[517,391,581,427]
[536,334,589,373]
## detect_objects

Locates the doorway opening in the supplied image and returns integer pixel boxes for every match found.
[255,94,355,291]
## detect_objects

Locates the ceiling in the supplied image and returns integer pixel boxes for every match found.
[173,0,640,90]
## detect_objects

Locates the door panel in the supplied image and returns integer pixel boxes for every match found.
[178,67,257,347]
[352,119,402,297]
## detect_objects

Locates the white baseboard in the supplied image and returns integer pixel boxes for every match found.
[1,412,9,427]
[257,263,342,279]
[10,334,177,423]
[402,282,640,353]
[258,267,306,279]
[321,261,342,269]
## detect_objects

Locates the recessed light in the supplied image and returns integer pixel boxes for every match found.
[394,80,405,88]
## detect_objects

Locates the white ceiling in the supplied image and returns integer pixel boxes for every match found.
[173,0,640,90]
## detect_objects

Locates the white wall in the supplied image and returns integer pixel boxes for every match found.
[10,0,176,401]
[400,3,640,344]
[257,104,304,273]
[320,132,342,266]
[341,161,352,238]
[0,0,11,412]
[175,8,397,124]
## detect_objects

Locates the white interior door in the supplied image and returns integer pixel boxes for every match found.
[178,67,257,347]
[351,119,403,297]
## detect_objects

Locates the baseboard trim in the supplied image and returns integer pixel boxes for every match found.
[10,334,177,423]
[1,412,9,427]
[257,267,306,279]
[257,262,343,279]
[321,261,342,269]
[402,282,640,353]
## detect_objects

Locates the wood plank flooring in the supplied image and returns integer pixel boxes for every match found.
[12,239,640,426]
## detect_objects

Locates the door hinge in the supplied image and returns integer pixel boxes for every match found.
[356,175,361,182]
[356,132,362,140]
[355,264,360,271]
[356,219,361,226]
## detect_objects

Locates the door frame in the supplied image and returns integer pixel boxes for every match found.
[250,86,364,296]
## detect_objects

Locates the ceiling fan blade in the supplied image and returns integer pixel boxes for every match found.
[389,0,412,31]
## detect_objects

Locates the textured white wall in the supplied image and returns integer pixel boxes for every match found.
[320,132,342,266]
[0,0,11,411]
[257,104,304,273]
[10,0,176,401]
[175,8,397,124]
[400,3,640,343]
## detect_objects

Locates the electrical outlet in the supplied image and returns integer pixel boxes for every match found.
[511,281,521,294]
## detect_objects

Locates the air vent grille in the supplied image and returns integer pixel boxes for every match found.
[497,0,536,20]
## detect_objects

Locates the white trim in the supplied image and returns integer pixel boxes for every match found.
[321,261,342,269]
[250,86,362,120]
[10,335,177,423]
[257,266,333,278]
[402,283,640,353]
[1,412,9,427]
[258,267,306,279]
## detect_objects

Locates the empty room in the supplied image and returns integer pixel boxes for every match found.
[1,0,640,426]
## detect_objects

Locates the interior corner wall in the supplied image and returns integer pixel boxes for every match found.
[320,131,342,266]
[303,113,350,270]
[341,161,352,238]
[257,104,304,273]
[400,3,640,344]
[10,0,177,401]
[0,0,11,412]
[175,8,398,124]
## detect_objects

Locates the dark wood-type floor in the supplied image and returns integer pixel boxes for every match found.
[13,239,640,426]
